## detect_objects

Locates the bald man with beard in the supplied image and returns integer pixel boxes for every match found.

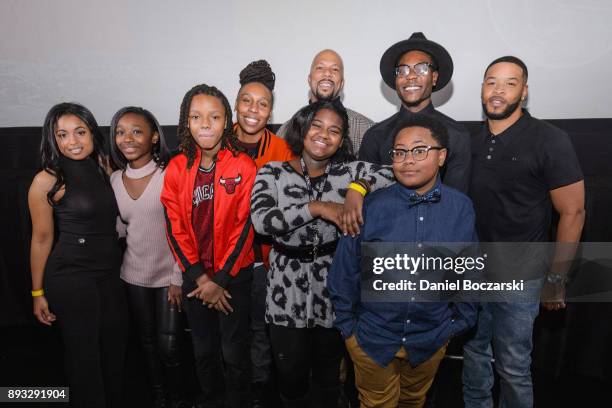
[277,49,374,152]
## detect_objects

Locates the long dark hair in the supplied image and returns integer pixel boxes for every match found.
[40,102,107,204]
[109,106,170,170]
[285,99,354,163]
[177,84,242,168]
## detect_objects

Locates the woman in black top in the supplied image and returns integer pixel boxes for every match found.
[29,102,128,408]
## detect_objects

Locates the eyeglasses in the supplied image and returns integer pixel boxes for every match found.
[395,62,434,78]
[388,146,443,162]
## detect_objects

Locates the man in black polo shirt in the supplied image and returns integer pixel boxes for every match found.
[359,32,471,193]
[463,56,585,408]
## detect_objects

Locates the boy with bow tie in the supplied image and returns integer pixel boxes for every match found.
[329,114,478,408]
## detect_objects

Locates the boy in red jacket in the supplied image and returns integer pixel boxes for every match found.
[161,84,255,408]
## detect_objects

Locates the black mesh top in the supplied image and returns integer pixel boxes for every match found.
[54,156,118,237]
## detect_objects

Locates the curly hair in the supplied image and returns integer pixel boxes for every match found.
[109,106,170,170]
[40,102,107,205]
[285,99,355,163]
[177,84,243,168]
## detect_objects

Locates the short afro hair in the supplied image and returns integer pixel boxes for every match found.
[391,114,449,148]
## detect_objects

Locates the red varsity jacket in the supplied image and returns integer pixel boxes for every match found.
[161,148,255,287]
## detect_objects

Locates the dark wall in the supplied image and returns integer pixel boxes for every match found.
[2,119,612,327]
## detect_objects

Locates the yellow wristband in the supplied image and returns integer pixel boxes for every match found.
[31,289,44,297]
[349,182,367,197]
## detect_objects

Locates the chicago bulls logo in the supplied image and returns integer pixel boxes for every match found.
[219,174,242,194]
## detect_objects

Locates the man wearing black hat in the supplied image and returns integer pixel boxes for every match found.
[359,32,471,194]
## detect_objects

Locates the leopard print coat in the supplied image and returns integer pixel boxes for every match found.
[250,160,393,328]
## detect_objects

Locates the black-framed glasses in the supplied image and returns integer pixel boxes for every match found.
[388,146,444,162]
[394,62,434,77]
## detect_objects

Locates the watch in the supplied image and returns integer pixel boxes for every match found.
[546,273,566,284]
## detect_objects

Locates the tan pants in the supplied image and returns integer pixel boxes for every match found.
[345,335,447,408]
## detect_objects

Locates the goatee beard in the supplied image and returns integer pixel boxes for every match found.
[399,91,432,109]
[313,80,339,102]
[402,97,428,108]
[314,91,338,102]
[483,99,522,120]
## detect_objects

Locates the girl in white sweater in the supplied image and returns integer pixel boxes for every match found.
[109,106,184,408]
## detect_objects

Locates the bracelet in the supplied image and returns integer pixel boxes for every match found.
[356,178,371,193]
[349,182,367,197]
[31,289,44,297]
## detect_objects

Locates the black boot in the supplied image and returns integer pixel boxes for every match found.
[165,363,187,408]
[314,384,340,408]
[252,381,266,408]
[152,385,168,408]
[170,399,191,408]
[280,393,309,408]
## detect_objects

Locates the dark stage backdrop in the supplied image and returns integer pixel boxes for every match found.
[1,119,611,383]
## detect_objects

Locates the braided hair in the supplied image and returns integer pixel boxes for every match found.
[238,59,275,106]
[177,84,243,168]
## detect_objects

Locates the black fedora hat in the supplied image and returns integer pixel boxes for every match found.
[379,32,453,92]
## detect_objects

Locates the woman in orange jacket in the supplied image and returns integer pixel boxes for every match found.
[161,83,256,408]
[232,60,294,407]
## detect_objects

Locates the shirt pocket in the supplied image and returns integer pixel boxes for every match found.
[498,154,523,182]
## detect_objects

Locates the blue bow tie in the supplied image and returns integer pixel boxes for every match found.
[408,189,441,207]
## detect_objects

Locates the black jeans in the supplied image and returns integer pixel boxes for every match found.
[269,325,343,408]
[124,283,182,398]
[182,269,252,408]
[46,274,128,408]
[251,264,272,384]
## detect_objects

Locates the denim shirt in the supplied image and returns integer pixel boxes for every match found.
[328,179,478,367]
